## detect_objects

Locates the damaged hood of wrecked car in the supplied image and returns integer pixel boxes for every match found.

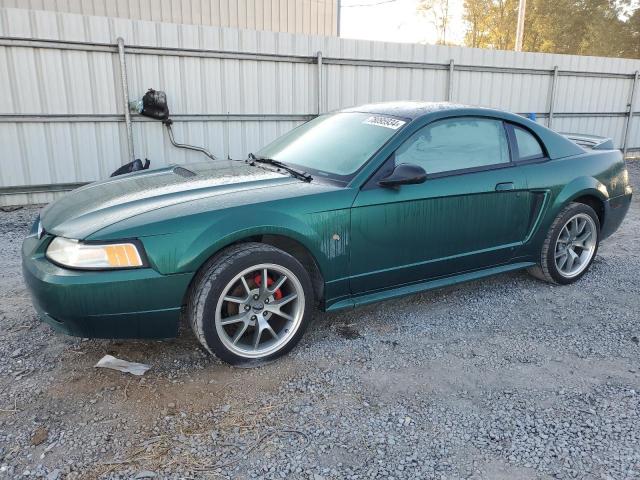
[40,161,311,239]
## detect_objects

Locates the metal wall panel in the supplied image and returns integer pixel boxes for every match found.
[0,6,639,206]
[0,0,338,36]
[454,70,552,112]
[554,76,630,113]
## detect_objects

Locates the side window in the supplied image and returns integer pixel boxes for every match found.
[513,126,544,161]
[395,117,510,175]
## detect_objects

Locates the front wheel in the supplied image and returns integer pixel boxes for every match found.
[188,243,314,366]
[528,202,600,285]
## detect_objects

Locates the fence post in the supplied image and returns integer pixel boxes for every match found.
[547,66,558,129]
[622,70,638,157]
[117,37,135,163]
[447,59,454,102]
[317,51,323,115]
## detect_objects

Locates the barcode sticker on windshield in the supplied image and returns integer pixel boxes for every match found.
[363,116,406,130]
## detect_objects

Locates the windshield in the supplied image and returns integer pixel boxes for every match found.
[255,112,407,181]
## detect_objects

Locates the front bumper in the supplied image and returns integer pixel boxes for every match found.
[22,235,193,339]
[601,190,632,240]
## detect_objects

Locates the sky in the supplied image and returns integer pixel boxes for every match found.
[339,0,466,46]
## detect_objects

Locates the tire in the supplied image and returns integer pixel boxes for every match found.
[528,202,600,285]
[187,242,314,366]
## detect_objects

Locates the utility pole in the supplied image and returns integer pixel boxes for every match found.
[515,0,526,51]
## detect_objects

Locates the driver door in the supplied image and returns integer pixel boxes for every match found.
[349,117,532,294]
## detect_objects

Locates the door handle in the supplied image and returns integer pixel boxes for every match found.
[495,182,515,192]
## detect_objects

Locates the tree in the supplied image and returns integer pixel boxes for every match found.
[463,0,492,47]
[461,0,519,49]
[620,4,640,57]
[461,0,640,59]
[417,0,452,44]
[491,0,518,49]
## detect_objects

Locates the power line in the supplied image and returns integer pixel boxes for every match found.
[342,0,399,8]
[338,0,401,37]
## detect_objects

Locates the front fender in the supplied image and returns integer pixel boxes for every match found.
[178,210,336,275]
[138,205,350,282]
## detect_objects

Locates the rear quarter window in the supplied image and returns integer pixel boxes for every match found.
[514,126,545,160]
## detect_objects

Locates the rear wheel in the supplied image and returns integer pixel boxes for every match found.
[528,202,600,285]
[188,243,314,366]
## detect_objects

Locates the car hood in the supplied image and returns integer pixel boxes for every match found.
[41,161,300,239]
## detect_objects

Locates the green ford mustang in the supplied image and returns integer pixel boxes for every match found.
[22,102,632,365]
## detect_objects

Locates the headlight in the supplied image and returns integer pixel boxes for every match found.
[46,237,145,269]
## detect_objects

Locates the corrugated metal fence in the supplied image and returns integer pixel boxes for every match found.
[0,0,338,36]
[1,6,639,206]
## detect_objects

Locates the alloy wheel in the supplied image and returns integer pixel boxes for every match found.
[214,263,305,358]
[554,213,597,278]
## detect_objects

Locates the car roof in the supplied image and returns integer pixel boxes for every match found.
[339,101,477,120]
[339,101,585,160]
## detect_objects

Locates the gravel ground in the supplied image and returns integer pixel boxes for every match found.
[1,162,639,480]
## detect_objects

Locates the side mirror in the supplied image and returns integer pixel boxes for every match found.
[140,88,170,121]
[110,158,151,177]
[378,163,427,187]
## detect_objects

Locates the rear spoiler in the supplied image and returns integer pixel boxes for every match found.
[560,133,615,150]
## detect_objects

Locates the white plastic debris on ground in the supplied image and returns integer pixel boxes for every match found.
[94,355,150,376]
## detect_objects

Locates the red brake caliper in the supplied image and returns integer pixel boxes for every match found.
[253,274,283,300]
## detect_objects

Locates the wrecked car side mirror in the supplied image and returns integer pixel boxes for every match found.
[140,88,170,121]
[110,158,151,177]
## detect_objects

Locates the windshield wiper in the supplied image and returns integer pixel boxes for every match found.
[248,153,312,182]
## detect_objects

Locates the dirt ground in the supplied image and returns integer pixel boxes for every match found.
[1,162,639,479]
